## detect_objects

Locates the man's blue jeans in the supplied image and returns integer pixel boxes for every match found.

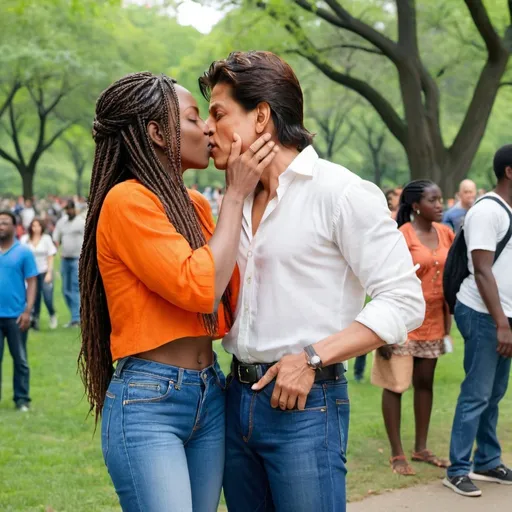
[224,373,350,512]
[0,317,30,406]
[61,258,80,323]
[447,301,511,477]
[102,356,225,512]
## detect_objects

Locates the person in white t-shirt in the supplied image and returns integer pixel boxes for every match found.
[20,218,58,330]
[444,145,512,497]
[20,198,36,231]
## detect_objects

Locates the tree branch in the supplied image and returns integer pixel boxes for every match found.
[297,49,406,144]
[292,0,400,63]
[396,0,419,55]
[0,80,21,119]
[270,9,407,145]
[41,122,73,153]
[316,43,384,55]
[0,146,20,167]
[499,81,512,88]
[8,102,26,167]
[463,0,507,61]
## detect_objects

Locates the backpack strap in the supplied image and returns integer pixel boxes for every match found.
[475,196,512,262]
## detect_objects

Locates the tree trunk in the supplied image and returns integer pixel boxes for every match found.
[20,169,34,199]
[77,175,82,198]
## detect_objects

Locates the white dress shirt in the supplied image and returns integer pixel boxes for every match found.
[223,146,425,364]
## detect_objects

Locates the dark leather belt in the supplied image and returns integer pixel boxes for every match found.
[232,357,345,385]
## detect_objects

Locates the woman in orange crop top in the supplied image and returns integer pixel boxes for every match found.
[78,73,278,512]
[379,180,455,477]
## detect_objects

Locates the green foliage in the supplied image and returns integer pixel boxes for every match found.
[0,0,202,196]
[2,0,512,196]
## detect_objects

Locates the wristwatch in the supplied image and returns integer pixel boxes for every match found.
[304,345,322,370]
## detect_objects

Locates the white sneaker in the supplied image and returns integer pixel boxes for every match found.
[49,315,58,329]
[17,404,30,413]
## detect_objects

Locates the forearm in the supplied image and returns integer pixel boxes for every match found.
[475,270,508,328]
[47,255,54,274]
[314,321,385,367]
[25,278,37,312]
[208,191,244,305]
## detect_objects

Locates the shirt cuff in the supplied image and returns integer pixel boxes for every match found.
[355,299,409,346]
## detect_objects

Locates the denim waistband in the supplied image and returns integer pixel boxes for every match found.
[114,354,223,386]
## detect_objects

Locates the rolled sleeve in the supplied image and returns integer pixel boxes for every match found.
[334,180,425,344]
[105,186,216,314]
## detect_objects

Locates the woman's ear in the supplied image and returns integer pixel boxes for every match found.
[147,120,166,149]
[255,102,272,135]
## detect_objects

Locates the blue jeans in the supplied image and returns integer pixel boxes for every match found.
[447,301,511,477]
[0,317,30,406]
[61,258,80,323]
[102,356,226,512]
[33,272,56,320]
[224,373,350,512]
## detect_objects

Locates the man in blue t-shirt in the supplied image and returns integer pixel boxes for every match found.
[443,179,477,232]
[0,210,38,411]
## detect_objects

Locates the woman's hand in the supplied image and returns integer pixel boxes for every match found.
[224,133,278,201]
[44,272,53,284]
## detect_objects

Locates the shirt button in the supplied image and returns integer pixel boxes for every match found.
[247,276,252,284]
[244,306,249,313]
[247,251,253,258]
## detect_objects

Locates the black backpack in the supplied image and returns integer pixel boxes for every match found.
[443,196,512,314]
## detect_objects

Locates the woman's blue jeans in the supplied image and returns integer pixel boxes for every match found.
[102,356,226,512]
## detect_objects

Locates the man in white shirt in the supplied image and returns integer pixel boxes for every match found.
[53,200,85,327]
[200,51,425,512]
[444,145,512,497]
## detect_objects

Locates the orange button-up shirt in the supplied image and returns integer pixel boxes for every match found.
[399,222,455,341]
[96,179,238,361]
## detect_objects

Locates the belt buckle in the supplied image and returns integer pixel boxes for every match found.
[237,364,251,384]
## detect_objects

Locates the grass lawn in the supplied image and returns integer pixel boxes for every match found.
[1,287,511,511]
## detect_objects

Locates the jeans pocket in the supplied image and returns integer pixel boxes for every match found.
[101,391,116,463]
[263,382,327,412]
[123,375,174,405]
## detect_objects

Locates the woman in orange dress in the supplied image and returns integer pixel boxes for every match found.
[380,180,455,475]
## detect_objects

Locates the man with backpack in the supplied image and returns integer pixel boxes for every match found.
[443,145,512,497]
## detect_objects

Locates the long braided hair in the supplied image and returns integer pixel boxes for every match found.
[79,72,233,421]
[396,179,435,228]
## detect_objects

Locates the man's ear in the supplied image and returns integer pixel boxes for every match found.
[147,120,166,149]
[506,165,512,180]
[255,102,272,135]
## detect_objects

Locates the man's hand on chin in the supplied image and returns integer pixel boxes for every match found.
[251,352,316,411]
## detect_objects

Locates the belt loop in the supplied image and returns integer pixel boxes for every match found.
[114,357,129,378]
[175,368,184,390]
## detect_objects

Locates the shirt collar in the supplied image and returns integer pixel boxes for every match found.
[286,145,319,177]
[0,240,19,256]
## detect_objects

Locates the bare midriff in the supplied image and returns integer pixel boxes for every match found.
[135,336,215,370]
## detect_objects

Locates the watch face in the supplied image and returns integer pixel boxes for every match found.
[311,355,321,367]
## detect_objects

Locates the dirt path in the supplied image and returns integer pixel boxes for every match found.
[347,479,511,511]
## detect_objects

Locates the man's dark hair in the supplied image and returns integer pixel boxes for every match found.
[0,211,16,225]
[493,144,512,181]
[66,200,76,209]
[199,51,313,151]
